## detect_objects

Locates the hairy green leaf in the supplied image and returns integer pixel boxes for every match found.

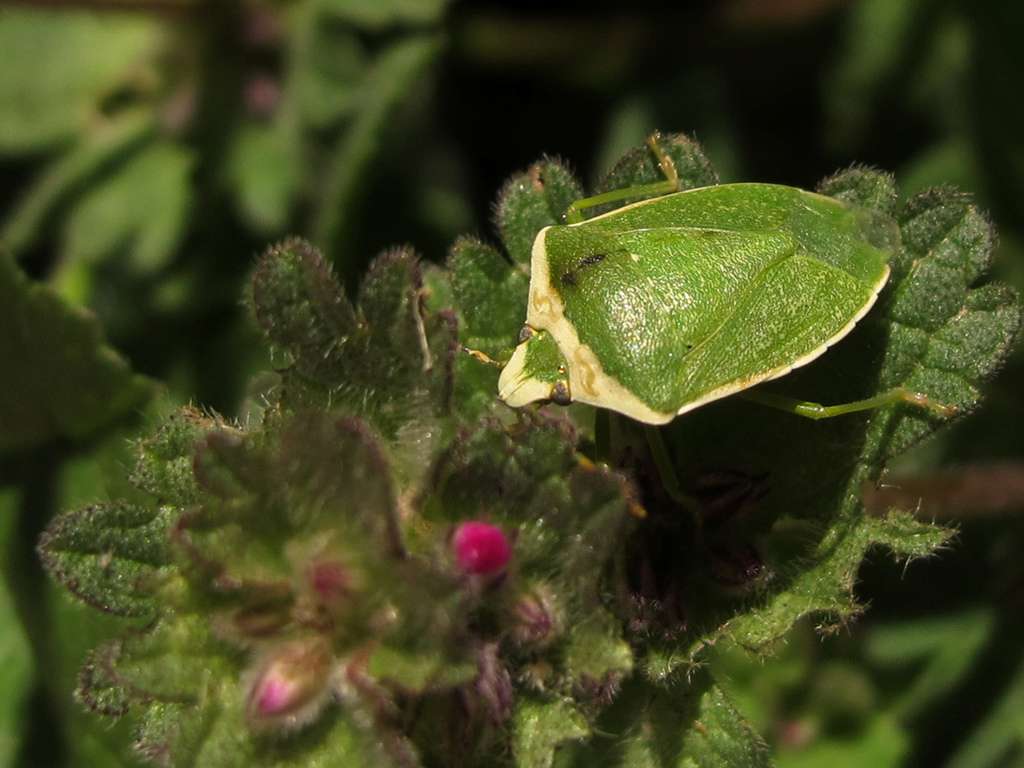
[596,131,719,198]
[38,502,174,617]
[496,158,583,266]
[564,676,771,768]
[448,235,528,357]
[514,697,589,768]
[818,165,898,215]
[251,236,359,382]
[128,406,211,505]
[252,239,456,438]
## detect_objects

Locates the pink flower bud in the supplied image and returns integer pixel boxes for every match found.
[453,522,511,575]
[254,673,297,715]
[245,638,332,731]
[308,559,355,605]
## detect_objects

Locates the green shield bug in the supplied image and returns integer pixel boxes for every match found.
[497,138,953,426]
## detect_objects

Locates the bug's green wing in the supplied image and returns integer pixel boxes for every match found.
[532,184,892,422]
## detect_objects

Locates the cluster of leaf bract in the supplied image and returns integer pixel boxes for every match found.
[40,134,1019,767]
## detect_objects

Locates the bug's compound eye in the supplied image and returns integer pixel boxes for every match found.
[549,380,572,406]
[518,325,536,343]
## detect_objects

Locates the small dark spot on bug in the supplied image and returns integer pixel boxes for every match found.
[550,381,571,406]
[518,325,535,343]
[561,253,605,288]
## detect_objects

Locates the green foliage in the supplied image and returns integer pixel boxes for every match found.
[319,0,451,29]
[312,35,442,273]
[0,2,458,418]
[497,159,583,266]
[63,140,193,275]
[0,9,158,153]
[250,237,457,442]
[0,495,33,768]
[514,698,589,768]
[866,609,995,720]
[946,662,1024,768]
[595,131,720,198]
[563,675,772,768]
[37,132,1020,768]
[38,502,174,618]
[0,253,152,453]
[1,111,157,259]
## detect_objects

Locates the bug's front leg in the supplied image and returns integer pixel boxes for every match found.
[462,347,505,367]
[563,131,682,224]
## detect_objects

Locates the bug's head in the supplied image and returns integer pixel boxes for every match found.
[498,326,571,408]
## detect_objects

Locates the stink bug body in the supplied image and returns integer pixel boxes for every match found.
[497,178,949,425]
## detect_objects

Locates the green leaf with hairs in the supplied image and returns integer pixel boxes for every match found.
[514,697,589,768]
[495,158,582,266]
[251,238,457,438]
[38,501,174,618]
[563,675,771,768]
[595,131,719,199]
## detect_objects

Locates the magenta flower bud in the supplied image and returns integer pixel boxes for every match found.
[245,638,332,731]
[453,522,511,575]
[254,672,297,715]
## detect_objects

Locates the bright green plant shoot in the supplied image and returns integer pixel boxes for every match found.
[498,178,949,425]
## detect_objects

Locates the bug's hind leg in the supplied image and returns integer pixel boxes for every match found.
[564,132,681,224]
[740,388,957,421]
[644,426,702,516]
